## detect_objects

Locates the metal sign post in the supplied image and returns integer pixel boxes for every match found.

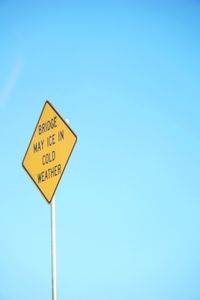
[51,121,70,300]
[22,101,77,300]
[51,196,57,300]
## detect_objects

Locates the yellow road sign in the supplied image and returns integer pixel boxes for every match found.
[22,101,77,203]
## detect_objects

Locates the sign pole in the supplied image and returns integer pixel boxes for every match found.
[51,196,57,300]
[22,101,77,299]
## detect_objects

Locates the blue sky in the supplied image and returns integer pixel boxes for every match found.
[0,0,200,299]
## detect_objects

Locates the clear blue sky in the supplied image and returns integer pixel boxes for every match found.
[0,0,200,299]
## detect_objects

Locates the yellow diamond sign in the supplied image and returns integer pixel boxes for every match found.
[22,101,77,203]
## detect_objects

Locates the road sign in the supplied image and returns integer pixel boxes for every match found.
[22,101,77,203]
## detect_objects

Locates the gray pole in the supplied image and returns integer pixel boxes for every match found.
[51,196,57,300]
[51,119,70,300]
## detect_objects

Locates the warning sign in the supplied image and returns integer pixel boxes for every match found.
[22,101,77,203]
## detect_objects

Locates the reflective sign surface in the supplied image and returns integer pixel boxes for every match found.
[22,101,77,203]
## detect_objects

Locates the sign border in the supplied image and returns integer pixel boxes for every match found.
[22,100,77,204]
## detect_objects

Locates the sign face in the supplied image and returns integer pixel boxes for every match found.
[22,101,77,203]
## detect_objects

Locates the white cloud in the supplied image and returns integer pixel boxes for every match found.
[0,56,23,108]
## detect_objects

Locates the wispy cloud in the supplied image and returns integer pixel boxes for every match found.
[0,56,23,108]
